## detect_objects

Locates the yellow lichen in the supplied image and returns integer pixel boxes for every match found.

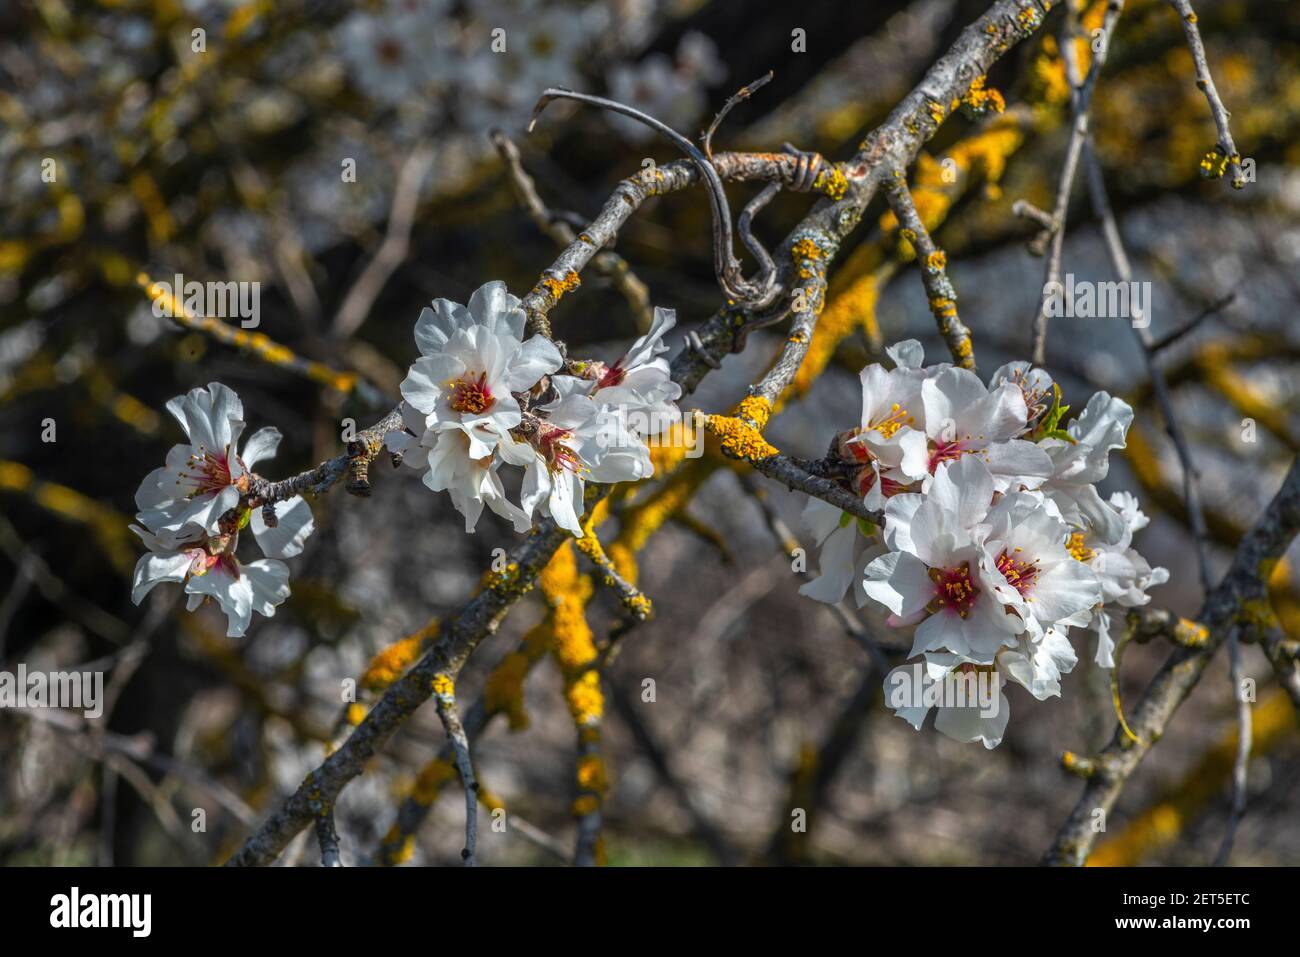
[538,270,581,304]
[431,673,455,697]
[411,758,457,806]
[540,543,603,727]
[812,165,848,200]
[735,394,772,431]
[577,754,608,794]
[705,413,778,461]
[646,422,690,477]
[572,795,600,817]
[360,623,437,691]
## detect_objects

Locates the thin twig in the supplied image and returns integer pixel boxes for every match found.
[332,143,436,339]
[1148,291,1236,353]
[432,678,478,866]
[1044,459,1300,866]
[1167,0,1247,188]
[1030,0,1126,364]
[884,171,975,369]
[490,131,655,331]
[315,812,342,867]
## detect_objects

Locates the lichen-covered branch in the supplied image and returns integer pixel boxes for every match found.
[884,172,975,369]
[1043,457,1300,866]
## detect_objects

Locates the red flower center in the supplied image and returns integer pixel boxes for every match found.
[596,360,626,390]
[449,372,493,414]
[181,446,234,496]
[539,425,583,474]
[995,549,1039,597]
[927,439,966,473]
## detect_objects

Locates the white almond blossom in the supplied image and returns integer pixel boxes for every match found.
[400,281,563,440]
[841,359,929,507]
[134,383,315,560]
[797,497,884,607]
[885,628,1077,749]
[791,344,1164,747]
[919,366,1054,493]
[394,281,564,529]
[1065,491,1170,666]
[864,456,1024,663]
[389,280,672,536]
[130,525,290,638]
[336,1,449,106]
[977,491,1102,640]
[573,306,683,431]
[134,382,247,543]
[386,403,533,533]
[1038,391,1135,544]
[518,391,652,536]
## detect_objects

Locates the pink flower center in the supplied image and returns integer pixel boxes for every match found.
[539,425,584,474]
[596,360,626,390]
[928,561,979,618]
[995,548,1039,597]
[449,372,493,414]
[181,446,235,496]
[927,439,966,473]
[853,467,905,499]
[185,546,237,578]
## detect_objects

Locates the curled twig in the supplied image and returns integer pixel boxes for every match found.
[530,87,781,309]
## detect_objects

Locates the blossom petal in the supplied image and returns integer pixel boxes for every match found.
[251,496,315,559]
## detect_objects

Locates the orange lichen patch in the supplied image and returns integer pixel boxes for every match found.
[924,250,948,271]
[609,458,716,585]
[1088,690,1297,866]
[812,164,849,200]
[380,828,416,864]
[574,501,653,619]
[782,273,880,404]
[790,236,827,281]
[345,702,368,727]
[431,673,455,697]
[961,75,1006,115]
[572,794,600,817]
[410,758,457,806]
[129,172,175,243]
[928,296,959,319]
[735,394,772,431]
[705,412,778,461]
[1016,4,1043,31]
[84,368,162,436]
[476,786,506,814]
[360,621,439,691]
[137,272,358,394]
[1061,750,1093,777]
[483,618,553,732]
[1170,617,1210,647]
[536,270,581,305]
[540,543,603,727]
[1028,34,1071,108]
[577,754,608,794]
[647,421,690,477]
[479,560,521,592]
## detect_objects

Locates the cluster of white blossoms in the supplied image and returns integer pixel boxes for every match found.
[130,384,315,637]
[799,341,1168,748]
[386,281,681,536]
[127,282,681,638]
